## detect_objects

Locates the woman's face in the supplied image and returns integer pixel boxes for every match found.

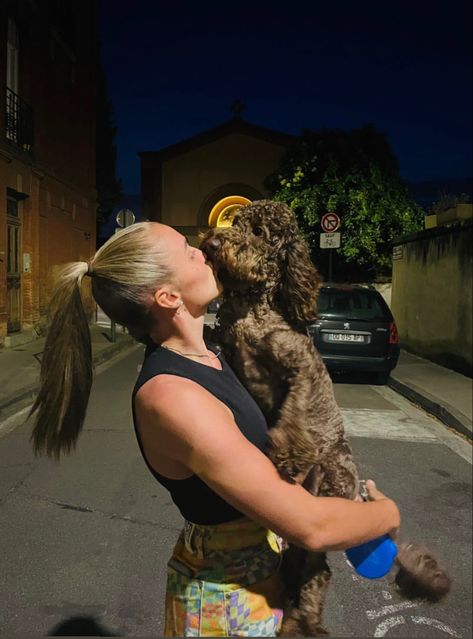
[154,224,222,310]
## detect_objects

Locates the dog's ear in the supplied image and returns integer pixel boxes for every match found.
[278,234,322,328]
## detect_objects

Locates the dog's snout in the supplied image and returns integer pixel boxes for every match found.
[201,236,221,256]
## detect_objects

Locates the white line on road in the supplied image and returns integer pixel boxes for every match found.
[410,616,462,637]
[374,385,472,464]
[374,615,405,636]
[342,408,438,442]
[366,600,419,620]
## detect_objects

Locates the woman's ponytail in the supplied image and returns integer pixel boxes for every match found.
[30,262,93,459]
[29,222,172,459]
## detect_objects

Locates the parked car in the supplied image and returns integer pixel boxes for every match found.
[307,284,400,383]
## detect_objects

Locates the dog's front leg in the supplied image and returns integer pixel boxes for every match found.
[267,367,321,484]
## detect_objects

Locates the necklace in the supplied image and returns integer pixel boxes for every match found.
[161,344,221,360]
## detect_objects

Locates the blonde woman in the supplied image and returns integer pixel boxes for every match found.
[31,222,400,637]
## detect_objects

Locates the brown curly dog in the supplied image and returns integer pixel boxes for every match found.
[200,200,451,636]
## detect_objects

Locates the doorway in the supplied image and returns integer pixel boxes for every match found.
[6,195,22,333]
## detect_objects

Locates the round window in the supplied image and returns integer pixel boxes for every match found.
[208,196,251,227]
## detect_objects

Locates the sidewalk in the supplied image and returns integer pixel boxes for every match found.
[0,321,137,424]
[2,322,471,442]
[388,349,472,440]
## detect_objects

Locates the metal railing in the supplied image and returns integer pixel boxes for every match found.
[5,87,34,151]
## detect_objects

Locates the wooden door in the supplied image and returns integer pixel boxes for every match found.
[6,196,21,333]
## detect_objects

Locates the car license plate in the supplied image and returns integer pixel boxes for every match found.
[328,333,365,343]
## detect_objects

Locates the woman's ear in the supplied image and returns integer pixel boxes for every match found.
[153,287,182,310]
[278,234,322,328]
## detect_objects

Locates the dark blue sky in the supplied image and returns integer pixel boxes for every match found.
[98,0,472,194]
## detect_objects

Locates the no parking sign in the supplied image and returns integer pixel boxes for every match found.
[321,213,341,233]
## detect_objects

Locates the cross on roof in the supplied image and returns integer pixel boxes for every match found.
[231,99,245,119]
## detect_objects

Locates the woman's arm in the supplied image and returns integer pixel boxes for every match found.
[136,375,400,552]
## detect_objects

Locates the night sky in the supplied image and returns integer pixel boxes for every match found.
[98,0,472,195]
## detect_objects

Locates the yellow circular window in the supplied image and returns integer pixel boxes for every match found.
[208,196,251,228]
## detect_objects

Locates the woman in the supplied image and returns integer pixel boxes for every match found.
[31,221,400,637]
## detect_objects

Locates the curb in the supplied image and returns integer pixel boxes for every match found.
[388,375,472,441]
[0,336,137,425]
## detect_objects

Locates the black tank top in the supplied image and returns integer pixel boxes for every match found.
[132,343,269,525]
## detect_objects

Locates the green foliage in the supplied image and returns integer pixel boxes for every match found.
[266,125,423,279]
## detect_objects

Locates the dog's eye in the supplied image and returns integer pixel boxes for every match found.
[253,226,264,237]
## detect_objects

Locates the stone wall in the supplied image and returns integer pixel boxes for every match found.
[391,221,472,376]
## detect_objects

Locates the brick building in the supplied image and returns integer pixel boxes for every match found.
[0,0,97,346]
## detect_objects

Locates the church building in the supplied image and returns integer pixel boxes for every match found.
[139,108,296,245]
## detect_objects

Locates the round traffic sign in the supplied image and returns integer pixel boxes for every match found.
[321,213,340,233]
[116,209,135,228]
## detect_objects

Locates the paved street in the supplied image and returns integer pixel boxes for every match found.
[0,348,471,638]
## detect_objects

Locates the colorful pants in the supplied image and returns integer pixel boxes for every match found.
[164,517,285,636]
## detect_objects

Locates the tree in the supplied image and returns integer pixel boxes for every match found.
[266,125,423,280]
[96,66,122,234]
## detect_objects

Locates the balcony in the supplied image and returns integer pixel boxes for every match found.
[5,87,34,152]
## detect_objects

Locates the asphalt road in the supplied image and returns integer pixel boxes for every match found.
[0,348,471,638]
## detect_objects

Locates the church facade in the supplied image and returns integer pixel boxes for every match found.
[139,117,296,246]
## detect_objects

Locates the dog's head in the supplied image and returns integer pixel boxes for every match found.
[200,200,321,327]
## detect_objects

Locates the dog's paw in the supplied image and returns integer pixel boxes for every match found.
[268,427,316,483]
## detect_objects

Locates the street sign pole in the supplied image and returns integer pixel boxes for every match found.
[110,209,136,341]
[320,214,341,281]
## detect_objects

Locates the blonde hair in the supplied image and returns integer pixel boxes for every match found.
[30,222,171,459]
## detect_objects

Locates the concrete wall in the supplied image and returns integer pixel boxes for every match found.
[391,222,472,376]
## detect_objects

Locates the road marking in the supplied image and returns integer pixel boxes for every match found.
[342,408,438,442]
[374,385,473,464]
[410,616,461,637]
[374,615,405,636]
[366,601,419,620]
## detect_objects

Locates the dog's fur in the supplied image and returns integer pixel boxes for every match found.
[200,200,451,636]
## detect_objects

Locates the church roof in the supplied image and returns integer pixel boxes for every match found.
[138,117,298,163]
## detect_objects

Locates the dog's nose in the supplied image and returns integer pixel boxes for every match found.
[201,236,221,256]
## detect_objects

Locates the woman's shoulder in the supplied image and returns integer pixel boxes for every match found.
[137,371,206,401]
[136,372,225,416]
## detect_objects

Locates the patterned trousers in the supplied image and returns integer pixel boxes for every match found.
[164,517,284,636]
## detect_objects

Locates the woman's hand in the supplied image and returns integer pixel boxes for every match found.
[365,479,400,541]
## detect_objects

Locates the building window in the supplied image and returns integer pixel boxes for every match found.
[5,18,34,151]
[6,18,19,93]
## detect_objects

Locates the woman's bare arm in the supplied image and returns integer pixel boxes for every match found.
[136,375,400,552]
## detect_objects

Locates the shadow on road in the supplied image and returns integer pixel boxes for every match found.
[48,615,118,636]
[329,370,389,386]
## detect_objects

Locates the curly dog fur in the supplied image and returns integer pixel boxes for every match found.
[200,200,451,636]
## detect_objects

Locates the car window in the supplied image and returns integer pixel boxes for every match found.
[317,289,388,321]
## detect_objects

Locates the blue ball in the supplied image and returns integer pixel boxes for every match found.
[346,534,398,579]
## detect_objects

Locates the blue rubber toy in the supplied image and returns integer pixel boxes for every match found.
[346,534,398,579]
[345,480,398,579]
